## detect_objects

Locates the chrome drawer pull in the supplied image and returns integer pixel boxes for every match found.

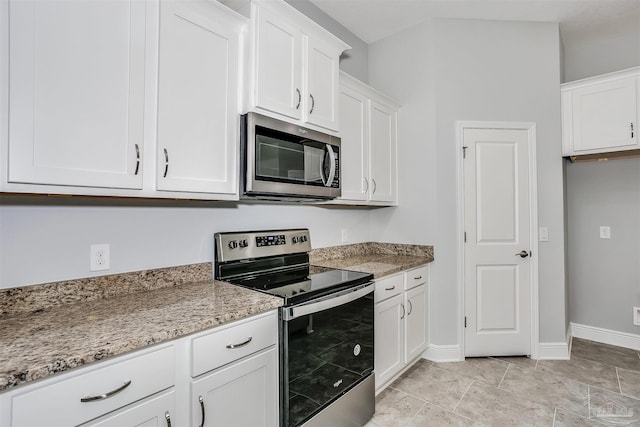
[384,286,395,291]
[80,380,132,402]
[414,276,422,280]
[400,303,405,320]
[226,336,252,349]
[295,88,301,110]
[134,144,140,175]
[165,411,172,427]
[198,395,206,427]
[163,148,169,178]
[408,300,413,315]
[309,93,315,114]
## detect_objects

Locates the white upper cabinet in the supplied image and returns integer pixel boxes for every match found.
[254,5,303,121]
[156,0,244,197]
[335,72,399,206]
[7,0,147,189]
[561,67,640,157]
[247,0,349,133]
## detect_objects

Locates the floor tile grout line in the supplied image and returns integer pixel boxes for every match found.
[615,366,622,395]
[552,407,557,426]
[402,401,428,427]
[452,379,474,413]
[496,363,510,389]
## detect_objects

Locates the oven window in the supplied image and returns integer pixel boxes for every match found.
[255,127,327,186]
[283,292,374,427]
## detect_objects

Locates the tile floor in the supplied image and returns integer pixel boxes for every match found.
[366,338,640,426]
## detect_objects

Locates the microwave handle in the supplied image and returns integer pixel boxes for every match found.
[321,144,336,187]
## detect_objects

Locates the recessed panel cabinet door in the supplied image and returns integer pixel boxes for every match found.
[571,78,638,154]
[8,0,146,189]
[84,391,175,427]
[191,348,278,427]
[156,0,241,195]
[254,6,302,120]
[374,293,404,389]
[405,284,428,363]
[305,36,339,131]
[338,85,369,201]
[369,101,397,203]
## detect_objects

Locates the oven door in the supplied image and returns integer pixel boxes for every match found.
[281,283,374,427]
[243,112,341,200]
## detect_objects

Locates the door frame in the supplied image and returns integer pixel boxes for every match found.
[456,121,540,360]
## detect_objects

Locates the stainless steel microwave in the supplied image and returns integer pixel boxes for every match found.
[240,112,341,201]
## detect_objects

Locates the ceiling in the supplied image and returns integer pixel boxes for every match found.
[306,0,640,44]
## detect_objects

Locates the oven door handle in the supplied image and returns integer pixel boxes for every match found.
[282,282,374,321]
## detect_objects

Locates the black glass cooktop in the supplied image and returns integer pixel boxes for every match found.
[226,265,373,306]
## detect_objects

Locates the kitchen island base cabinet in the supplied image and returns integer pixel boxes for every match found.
[374,265,429,392]
[191,348,278,427]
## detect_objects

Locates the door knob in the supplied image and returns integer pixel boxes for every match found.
[516,250,530,258]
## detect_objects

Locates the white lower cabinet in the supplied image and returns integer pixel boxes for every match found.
[83,390,175,427]
[374,265,429,392]
[1,311,279,427]
[191,348,278,427]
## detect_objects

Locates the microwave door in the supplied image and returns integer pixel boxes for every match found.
[303,144,323,183]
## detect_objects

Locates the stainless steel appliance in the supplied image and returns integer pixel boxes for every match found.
[214,229,374,427]
[240,113,341,201]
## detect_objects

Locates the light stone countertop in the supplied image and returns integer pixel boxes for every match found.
[0,278,282,392]
[310,242,434,279]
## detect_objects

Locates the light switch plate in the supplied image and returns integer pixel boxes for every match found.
[539,227,549,242]
[600,226,611,239]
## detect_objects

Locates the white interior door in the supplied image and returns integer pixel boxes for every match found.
[463,127,532,357]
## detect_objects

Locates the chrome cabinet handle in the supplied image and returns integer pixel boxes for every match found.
[384,286,395,291]
[163,148,169,178]
[516,250,530,258]
[309,94,315,114]
[414,276,422,280]
[226,336,252,349]
[165,411,172,427]
[372,178,377,194]
[134,144,140,175]
[632,122,635,138]
[400,303,405,319]
[80,380,132,402]
[363,178,369,194]
[198,395,205,427]
[408,300,413,315]
[295,88,301,110]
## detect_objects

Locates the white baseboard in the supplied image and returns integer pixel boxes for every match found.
[571,322,640,351]
[537,341,570,360]
[423,344,463,362]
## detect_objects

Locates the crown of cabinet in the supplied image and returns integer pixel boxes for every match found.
[244,0,351,134]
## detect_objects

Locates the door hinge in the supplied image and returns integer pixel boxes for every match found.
[462,146,468,158]
[464,316,467,328]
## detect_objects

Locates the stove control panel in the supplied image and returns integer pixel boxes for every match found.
[215,229,312,262]
[256,234,286,247]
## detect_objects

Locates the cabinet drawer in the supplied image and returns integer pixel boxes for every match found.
[374,273,403,302]
[11,346,174,427]
[405,265,429,290]
[192,311,277,377]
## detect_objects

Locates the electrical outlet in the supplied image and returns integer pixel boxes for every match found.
[90,244,110,271]
[599,226,611,239]
[341,228,348,243]
[634,307,640,326]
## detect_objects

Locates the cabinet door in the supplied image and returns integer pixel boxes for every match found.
[571,78,638,154]
[191,348,278,427]
[156,0,240,195]
[254,6,302,120]
[84,391,175,427]
[305,36,340,131]
[369,100,397,204]
[405,284,428,363]
[338,85,369,201]
[8,0,145,189]
[374,293,404,389]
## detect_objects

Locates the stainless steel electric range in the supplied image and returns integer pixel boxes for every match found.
[214,229,375,427]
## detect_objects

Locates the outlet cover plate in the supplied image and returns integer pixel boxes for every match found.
[90,244,110,271]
